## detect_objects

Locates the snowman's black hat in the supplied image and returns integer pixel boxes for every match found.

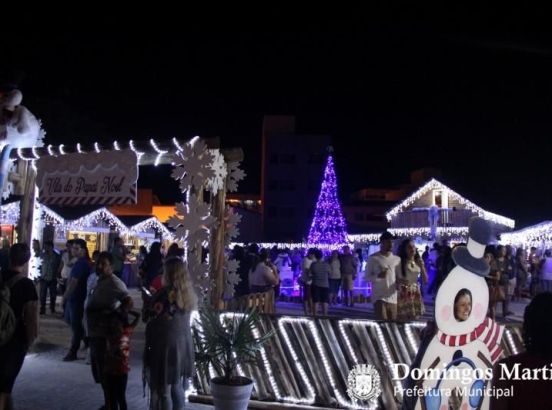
[451,217,491,277]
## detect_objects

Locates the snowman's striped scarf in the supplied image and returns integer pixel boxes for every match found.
[437,317,504,363]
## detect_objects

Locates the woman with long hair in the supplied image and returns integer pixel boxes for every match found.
[143,257,197,410]
[396,238,428,321]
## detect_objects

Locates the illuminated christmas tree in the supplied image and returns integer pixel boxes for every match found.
[307,153,348,245]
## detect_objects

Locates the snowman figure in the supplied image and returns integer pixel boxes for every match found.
[414,217,504,410]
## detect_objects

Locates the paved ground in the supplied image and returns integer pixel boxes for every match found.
[11,290,212,410]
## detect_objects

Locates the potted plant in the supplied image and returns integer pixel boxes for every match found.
[193,306,274,410]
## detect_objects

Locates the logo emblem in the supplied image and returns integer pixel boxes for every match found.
[347,364,382,402]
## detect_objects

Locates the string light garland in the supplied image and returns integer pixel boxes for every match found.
[386,179,515,228]
[150,138,168,167]
[500,221,552,248]
[66,207,129,233]
[129,217,174,240]
[0,201,21,225]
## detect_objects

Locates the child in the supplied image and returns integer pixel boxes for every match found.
[103,306,140,410]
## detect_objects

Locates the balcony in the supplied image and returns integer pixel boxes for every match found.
[390,208,474,228]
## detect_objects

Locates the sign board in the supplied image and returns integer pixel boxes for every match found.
[36,149,138,206]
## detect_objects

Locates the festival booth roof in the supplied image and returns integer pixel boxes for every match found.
[0,199,21,226]
[385,178,515,228]
[118,215,174,240]
[500,221,552,248]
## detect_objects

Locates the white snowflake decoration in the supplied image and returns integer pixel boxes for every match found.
[188,256,211,297]
[168,194,216,246]
[226,161,246,193]
[223,257,241,299]
[224,207,242,245]
[171,139,215,192]
[2,160,17,200]
[29,255,42,280]
[206,149,227,196]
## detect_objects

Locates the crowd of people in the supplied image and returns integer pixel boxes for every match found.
[0,239,196,410]
[1,232,551,409]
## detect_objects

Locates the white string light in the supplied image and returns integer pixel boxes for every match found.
[94,142,101,153]
[386,179,515,228]
[339,319,403,400]
[129,139,145,163]
[76,143,85,154]
[277,317,316,404]
[67,207,129,234]
[58,144,66,155]
[501,221,552,248]
[150,138,168,167]
[31,146,41,159]
[172,137,184,151]
[504,329,519,356]
[129,217,174,240]
[0,201,21,225]
[16,148,33,160]
[113,140,121,150]
[41,205,65,227]
[47,144,55,156]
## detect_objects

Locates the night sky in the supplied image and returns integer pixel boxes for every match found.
[2,20,552,228]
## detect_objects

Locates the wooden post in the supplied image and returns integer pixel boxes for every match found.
[209,148,244,310]
[210,182,227,310]
[18,162,36,246]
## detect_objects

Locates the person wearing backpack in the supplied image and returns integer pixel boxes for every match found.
[0,243,38,410]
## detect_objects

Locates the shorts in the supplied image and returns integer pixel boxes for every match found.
[342,274,354,291]
[312,286,329,304]
[329,278,341,294]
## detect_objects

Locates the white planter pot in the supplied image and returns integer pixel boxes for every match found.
[210,377,253,410]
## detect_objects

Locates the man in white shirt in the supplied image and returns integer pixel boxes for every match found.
[366,231,400,320]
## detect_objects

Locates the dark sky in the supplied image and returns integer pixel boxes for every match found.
[2,19,552,228]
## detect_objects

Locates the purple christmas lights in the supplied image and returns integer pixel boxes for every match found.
[307,155,349,245]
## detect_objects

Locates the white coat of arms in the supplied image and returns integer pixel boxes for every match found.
[347,363,382,402]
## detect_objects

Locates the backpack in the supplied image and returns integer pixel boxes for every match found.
[0,273,24,346]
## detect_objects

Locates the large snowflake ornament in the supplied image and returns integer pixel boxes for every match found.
[171,138,215,192]
[2,160,17,200]
[206,149,227,196]
[226,161,246,193]
[224,207,242,245]
[223,257,241,299]
[168,194,216,245]
[188,256,211,297]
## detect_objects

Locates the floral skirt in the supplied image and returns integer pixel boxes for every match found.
[397,283,424,321]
